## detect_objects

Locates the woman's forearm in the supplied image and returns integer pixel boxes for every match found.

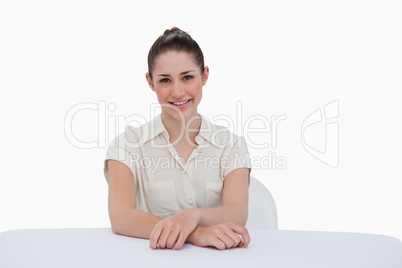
[195,204,248,227]
[109,208,162,239]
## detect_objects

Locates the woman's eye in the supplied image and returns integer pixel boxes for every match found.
[160,78,170,83]
[183,75,193,81]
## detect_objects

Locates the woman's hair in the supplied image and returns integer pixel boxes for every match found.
[147,27,204,80]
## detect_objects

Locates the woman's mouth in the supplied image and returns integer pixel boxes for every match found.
[168,99,192,109]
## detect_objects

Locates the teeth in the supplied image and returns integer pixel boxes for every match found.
[172,100,189,105]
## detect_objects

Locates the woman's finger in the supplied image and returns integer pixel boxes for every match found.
[224,229,242,248]
[227,223,251,248]
[172,230,189,250]
[156,226,173,249]
[149,223,164,249]
[216,232,235,249]
[166,226,181,249]
[149,221,166,249]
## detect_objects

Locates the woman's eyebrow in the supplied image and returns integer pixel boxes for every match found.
[157,70,194,77]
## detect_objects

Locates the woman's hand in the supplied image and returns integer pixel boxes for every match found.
[149,208,200,250]
[188,222,250,250]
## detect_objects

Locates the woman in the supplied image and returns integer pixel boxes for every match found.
[103,27,252,250]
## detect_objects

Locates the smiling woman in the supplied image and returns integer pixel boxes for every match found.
[146,50,207,124]
[103,27,252,250]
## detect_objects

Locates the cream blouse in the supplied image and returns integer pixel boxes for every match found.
[103,113,251,218]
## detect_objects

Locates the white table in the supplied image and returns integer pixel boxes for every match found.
[0,228,401,268]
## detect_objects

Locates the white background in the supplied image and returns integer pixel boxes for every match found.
[1,0,401,240]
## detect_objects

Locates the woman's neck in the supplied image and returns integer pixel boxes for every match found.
[161,111,201,144]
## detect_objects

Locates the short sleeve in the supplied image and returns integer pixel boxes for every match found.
[222,136,252,178]
[103,132,135,182]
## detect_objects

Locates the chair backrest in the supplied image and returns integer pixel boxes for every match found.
[246,176,278,230]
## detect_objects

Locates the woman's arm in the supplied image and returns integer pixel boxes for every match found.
[198,167,250,226]
[107,159,162,238]
[185,168,251,249]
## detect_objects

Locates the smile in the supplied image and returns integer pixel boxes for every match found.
[172,100,189,105]
[168,99,192,108]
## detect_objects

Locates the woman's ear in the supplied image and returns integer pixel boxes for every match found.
[145,72,155,91]
[202,66,209,86]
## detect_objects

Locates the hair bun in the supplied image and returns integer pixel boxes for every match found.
[148,26,204,81]
[163,27,184,35]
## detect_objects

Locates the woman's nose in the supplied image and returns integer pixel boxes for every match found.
[170,82,185,98]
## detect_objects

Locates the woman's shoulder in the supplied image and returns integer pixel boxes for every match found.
[108,120,149,149]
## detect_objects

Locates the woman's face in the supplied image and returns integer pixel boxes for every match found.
[146,50,209,122]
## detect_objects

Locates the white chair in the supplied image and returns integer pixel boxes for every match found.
[246,176,278,230]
